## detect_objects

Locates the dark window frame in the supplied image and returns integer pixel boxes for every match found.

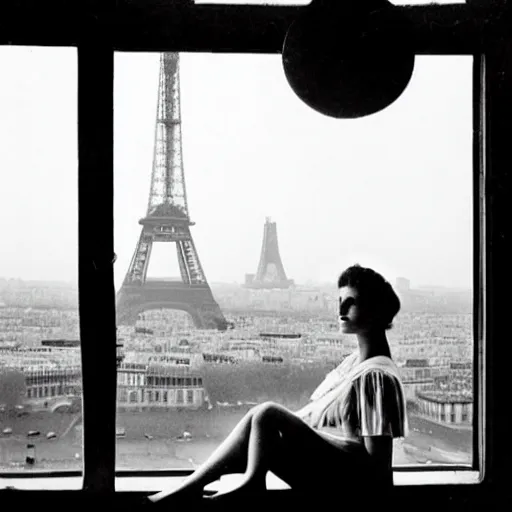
[1,0,510,508]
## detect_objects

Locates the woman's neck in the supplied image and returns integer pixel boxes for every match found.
[356,330,391,362]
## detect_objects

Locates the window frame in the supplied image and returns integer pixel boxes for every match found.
[1,0,510,507]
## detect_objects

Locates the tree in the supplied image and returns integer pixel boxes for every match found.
[0,368,27,414]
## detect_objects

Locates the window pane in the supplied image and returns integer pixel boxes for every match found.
[114,52,473,472]
[0,47,80,473]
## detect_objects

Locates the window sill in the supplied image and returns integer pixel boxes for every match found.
[0,470,481,492]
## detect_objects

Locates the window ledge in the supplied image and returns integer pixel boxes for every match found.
[0,470,481,492]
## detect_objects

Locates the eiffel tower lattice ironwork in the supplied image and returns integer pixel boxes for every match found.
[116,52,227,330]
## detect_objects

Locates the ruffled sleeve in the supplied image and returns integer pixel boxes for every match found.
[351,370,408,438]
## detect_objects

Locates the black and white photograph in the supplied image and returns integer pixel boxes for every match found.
[0,0,506,509]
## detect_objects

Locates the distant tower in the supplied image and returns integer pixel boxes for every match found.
[395,277,411,292]
[245,217,293,289]
[116,53,227,330]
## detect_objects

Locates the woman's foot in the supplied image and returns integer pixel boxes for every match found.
[206,480,264,502]
[147,486,205,506]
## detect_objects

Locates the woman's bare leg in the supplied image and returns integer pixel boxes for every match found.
[210,402,363,500]
[149,405,262,503]
[150,401,367,504]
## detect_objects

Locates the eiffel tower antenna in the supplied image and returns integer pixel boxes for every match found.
[117,53,227,330]
[147,52,189,219]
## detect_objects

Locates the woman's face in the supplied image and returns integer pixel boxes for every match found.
[338,285,376,334]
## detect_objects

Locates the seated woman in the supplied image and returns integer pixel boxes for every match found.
[145,264,408,505]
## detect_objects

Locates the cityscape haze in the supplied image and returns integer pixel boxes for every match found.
[0,48,472,290]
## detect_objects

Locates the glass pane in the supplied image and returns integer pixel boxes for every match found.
[0,47,80,473]
[114,52,473,473]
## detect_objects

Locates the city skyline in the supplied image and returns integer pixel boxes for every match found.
[0,48,473,290]
[0,273,474,292]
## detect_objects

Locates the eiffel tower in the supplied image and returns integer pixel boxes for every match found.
[116,52,227,330]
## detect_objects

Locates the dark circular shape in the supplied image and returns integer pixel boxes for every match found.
[282,3,415,119]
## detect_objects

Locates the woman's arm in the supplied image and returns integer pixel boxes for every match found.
[363,436,394,487]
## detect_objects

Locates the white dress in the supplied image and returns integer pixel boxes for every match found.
[300,352,408,450]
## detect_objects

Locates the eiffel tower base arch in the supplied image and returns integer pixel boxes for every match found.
[116,281,228,331]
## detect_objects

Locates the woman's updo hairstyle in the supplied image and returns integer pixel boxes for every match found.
[337,264,401,330]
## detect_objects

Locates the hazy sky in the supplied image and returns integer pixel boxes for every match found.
[0,40,472,291]
[0,47,77,284]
